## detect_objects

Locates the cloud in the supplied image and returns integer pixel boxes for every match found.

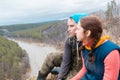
[0,0,119,25]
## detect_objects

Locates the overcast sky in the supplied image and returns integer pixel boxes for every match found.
[0,0,119,26]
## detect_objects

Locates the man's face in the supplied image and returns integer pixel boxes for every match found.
[67,18,77,37]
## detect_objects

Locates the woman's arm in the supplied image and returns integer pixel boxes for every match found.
[103,50,120,80]
[57,38,72,80]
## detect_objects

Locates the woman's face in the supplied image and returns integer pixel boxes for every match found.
[75,22,85,42]
[67,18,77,37]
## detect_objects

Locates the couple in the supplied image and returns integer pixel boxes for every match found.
[37,13,120,80]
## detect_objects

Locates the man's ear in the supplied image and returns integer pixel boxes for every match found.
[86,30,91,37]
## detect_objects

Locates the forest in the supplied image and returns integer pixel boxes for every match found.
[0,36,30,80]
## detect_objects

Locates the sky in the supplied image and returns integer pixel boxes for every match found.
[0,0,119,26]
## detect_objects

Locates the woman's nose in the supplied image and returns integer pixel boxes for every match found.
[75,29,78,34]
[67,27,70,32]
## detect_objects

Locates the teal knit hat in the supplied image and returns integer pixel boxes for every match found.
[70,13,88,24]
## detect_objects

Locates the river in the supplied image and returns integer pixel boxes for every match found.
[10,39,58,78]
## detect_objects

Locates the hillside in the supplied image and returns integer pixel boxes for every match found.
[0,20,68,48]
[0,36,30,80]
[0,22,47,32]
[103,17,120,44]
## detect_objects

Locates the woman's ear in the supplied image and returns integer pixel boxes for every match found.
[86,30,91,37]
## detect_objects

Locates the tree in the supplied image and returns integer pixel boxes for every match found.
[106,0,119,20]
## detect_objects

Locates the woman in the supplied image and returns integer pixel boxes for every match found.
[72,15,120,80]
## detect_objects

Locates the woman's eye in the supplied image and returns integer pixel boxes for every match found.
[69,25,74,27]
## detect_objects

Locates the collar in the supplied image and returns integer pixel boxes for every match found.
[85,36,111,50]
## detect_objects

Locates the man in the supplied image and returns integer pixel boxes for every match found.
[37,13,88,80]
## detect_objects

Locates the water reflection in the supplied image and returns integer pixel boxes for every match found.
[11,39,57,77]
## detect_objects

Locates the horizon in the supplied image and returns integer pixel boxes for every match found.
[0,0,119,26]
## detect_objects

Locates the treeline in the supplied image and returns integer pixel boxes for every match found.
[0,36,30,80]
[92,0,120,20]
[0,22,47,32]
[13,20,67,44]
[12,22,54,40]
[89,0,120,45]
[106,0,120,19]
[0,30,5,36]
[104,0,120,44]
